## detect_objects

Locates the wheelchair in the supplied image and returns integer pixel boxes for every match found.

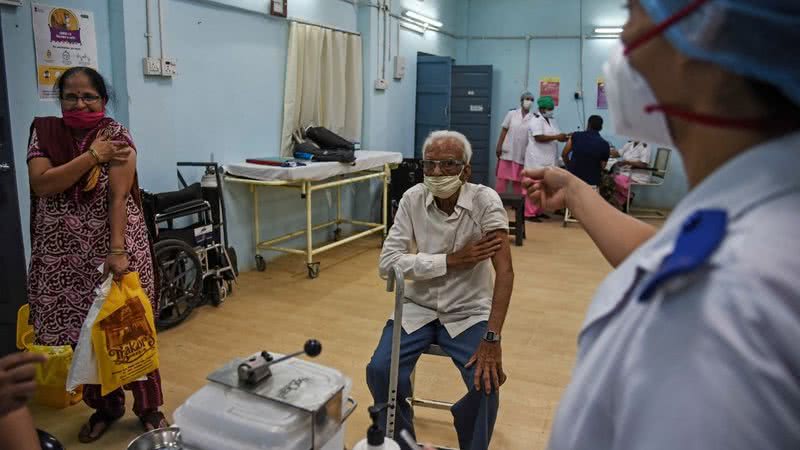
[142,162,238,330]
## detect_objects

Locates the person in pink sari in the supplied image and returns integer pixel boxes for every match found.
[611,141,652,210]
[25,67,167,442]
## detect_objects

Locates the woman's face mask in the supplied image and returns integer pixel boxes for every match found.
[62,108,106,130]
[542,110,555,119]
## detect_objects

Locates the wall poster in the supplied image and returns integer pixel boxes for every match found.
[32,3,98,100]
[597,77,608,109]
[539,77,561,106]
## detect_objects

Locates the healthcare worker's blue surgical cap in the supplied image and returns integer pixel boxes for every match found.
[640,0,800,105]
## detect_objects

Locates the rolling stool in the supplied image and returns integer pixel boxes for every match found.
[499,193,525,246]
[408,344,454,410]
[406,344,459,450]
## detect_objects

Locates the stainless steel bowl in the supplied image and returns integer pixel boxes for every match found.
[127,427,183,450]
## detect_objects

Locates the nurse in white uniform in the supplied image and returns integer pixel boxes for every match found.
[524,96,567,220]
[495,91,536,195]
[522,0,800,448]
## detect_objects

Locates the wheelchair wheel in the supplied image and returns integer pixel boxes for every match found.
[154,239,202,330]
[227,246,239,276]
[205,276,225,307]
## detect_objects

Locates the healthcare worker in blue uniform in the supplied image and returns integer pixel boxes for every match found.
[522,0,800,449]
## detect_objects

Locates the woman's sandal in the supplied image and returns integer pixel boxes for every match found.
[139,410,170,432]
[78,411,124,443]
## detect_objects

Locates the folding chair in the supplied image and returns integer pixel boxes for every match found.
[626,147,671,219]
[386,266,458,450]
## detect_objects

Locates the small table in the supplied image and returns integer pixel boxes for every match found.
[499,193,525,246]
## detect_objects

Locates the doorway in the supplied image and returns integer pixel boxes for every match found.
[0,20,29,356]
[414,53,493,186]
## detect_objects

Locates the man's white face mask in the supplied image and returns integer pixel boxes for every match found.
[522,99,533,110]
[424,168,464,199]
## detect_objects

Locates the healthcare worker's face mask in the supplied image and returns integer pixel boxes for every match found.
[522,99,533,110]
[603,42,677,148]
[604,0,752,148]
[542,110,555,119]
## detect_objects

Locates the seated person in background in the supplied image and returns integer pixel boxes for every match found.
[0,352,47,450]
[368,130,514,450]
[611,140,653,183]
[562,115,611,186]
[610,141,652,208]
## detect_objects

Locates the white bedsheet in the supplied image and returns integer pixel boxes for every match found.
[224,150,402,182]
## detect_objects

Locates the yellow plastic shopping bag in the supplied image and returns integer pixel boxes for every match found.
[16,305,83,408]
[27,344,84,408]
[91,272,159,395]
[16,304,34,350]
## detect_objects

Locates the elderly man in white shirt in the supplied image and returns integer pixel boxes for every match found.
[367,130,514,450]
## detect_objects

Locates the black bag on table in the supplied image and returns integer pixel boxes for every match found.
[305,126,355,151]
[293,128,356,164]
[293,144,356,164]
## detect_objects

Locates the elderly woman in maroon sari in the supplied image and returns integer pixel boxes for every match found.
[26,67,168,442]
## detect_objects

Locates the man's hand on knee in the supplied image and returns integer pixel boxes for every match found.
[466,341,507,395]
[446,233,504,270]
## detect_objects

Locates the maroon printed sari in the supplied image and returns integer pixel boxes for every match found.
[26,117,156,346]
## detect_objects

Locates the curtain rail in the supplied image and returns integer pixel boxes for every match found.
[289,18,360,36]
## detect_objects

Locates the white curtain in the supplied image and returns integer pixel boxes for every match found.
[281,22,363,156]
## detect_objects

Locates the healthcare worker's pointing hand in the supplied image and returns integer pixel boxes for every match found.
[521,167,573,212]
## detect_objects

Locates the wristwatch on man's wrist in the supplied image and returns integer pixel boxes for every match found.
[483,331,501,343]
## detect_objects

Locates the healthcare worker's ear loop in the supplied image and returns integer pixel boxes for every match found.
[618,0,773,131]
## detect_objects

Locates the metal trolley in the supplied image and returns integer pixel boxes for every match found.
[224,163,392,279]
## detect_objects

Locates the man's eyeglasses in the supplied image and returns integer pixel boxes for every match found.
[61,94,102,105]
[422,159,465,175]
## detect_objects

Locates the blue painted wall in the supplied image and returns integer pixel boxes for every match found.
[121,0,373,271]
[2,0,114,257]
[3,0,463,269]
[361,0,462,155]
[357,0,462,221]
[461,0,688,208]
[3,0,686,270]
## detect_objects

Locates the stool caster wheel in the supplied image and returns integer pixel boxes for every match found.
[255,255,266,272]
[307,262,320,279]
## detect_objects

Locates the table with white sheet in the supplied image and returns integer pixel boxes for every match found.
[224,151,402,278]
